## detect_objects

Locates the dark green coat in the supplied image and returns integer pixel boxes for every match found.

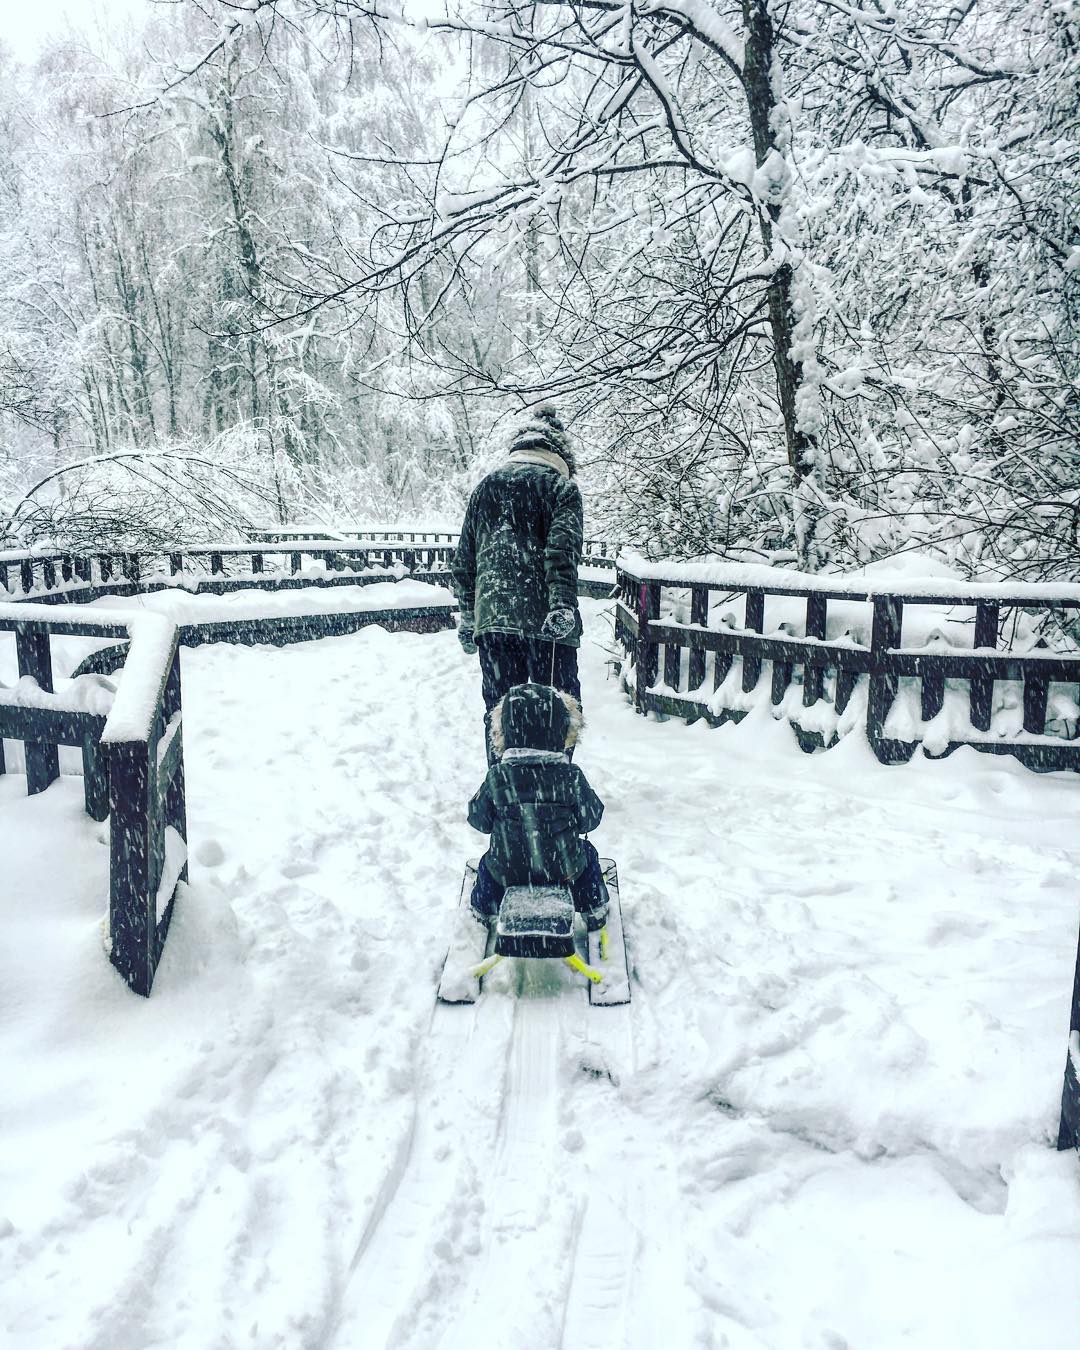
[451,459,583,646]
[468,755,603,885]
[467,682,602,884]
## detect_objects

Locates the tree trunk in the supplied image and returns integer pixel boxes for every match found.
[742,0,828,569]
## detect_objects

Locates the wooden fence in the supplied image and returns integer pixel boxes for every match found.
[0,540,458,604]
[614,560,1080,772]
[0,546,460,995]
[0,605,188,996]
[614,558,1080,1151]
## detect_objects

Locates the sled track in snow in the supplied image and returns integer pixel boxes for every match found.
[332,972,640,1350]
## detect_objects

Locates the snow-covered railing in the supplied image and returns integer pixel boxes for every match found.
[614,557,1080,773]
[0,603,188,996]
[614,557,1080,1154]
[249,526,621,568]
[0,533,621,604]
[249,526,460,545]
[0,541,458,604]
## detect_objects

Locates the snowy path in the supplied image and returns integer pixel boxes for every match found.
[2,599,1080,1349]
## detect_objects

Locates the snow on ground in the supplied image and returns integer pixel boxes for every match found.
[2,599,1080,1350]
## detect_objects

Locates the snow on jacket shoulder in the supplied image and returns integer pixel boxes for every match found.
[450,460,583,644]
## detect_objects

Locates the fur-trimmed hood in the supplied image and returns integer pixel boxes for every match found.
[489,682,583,757]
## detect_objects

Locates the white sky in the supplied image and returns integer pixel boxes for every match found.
[3,0,159,57]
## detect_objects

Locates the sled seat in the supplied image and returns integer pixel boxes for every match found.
[494,884,575,958]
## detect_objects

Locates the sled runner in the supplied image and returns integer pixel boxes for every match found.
[437,858,630,1006]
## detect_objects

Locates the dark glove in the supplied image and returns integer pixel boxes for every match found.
[539,607,576,641]
[457,622,478,656]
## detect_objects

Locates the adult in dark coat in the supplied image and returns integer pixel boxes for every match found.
[451,406,584,755]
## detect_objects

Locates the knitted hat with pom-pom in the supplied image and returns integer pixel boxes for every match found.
[508,405,576,475]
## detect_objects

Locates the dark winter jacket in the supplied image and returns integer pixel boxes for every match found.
[451,457,584,646]
[467,683,603,885]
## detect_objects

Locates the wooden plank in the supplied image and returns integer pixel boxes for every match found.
[108,739,155,996]
[803,594,827,705]
[663,638,681,691]
[1058,915,1080,1151]
[82,735,110,822]
[772,661,793,706]
[921,668,945,722]
[835,668,858,715]
[867,596,904,747]
[1024,672,1049,736]
[640,690,739,727]
[173,605,455,649]
[742,590,765,692]
[688,586,708,690]
[969,602,999,732]
[0,705,107,746]
[14,625,59,794]
[156,717,184,808]
[636,582,660,708]
[646,621,876,671]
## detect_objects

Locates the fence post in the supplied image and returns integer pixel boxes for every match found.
[635,581,660,710]
[803,594,827,705]
[1058,918,1080,1151]
[689,585,708,691]
[82,736,110,822]
[1023,643,1050,735]
[867,596,904,747]
[15,623,60,794]
[163,649,189,886]
[742,590,765,692]
[970,602,999,731]
[108,737,155,996]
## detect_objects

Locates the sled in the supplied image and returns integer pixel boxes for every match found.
[437,858,630,1006]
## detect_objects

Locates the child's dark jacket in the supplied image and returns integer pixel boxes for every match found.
[467,683,603,885]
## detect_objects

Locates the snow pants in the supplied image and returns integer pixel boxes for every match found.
[471,839,608,930]
[477,633,581,763]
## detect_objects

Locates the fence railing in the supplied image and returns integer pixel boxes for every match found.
[0,541,459,605]
[0,603,188,996]
[246,525,619,568]
[0,550,461,994]
[614,558,1080,772]
[613,556,1080,1154]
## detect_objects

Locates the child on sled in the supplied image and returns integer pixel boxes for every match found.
[467,682,608,931]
